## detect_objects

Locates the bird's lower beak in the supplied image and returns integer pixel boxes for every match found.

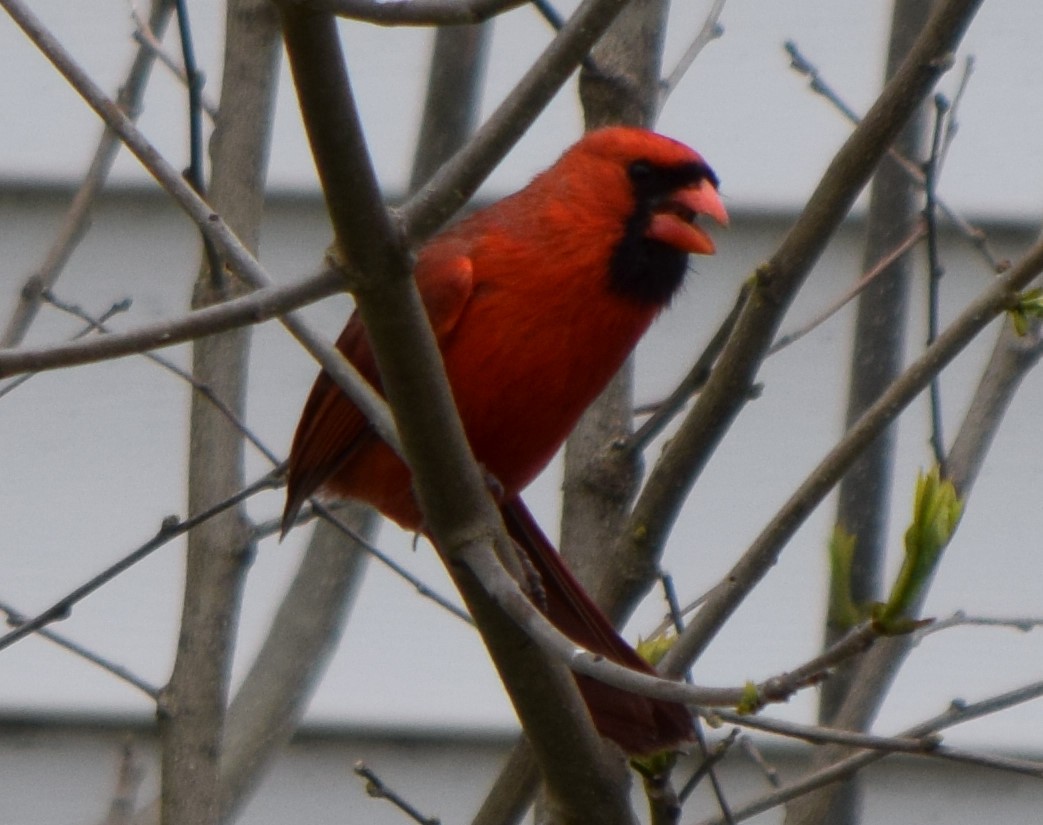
[646,179,729,255]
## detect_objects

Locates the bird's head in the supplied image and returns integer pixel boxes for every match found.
[565,127,728,305]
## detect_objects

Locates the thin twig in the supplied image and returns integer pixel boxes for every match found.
[310,502,475,626]
[0,0,176,348]
[694,680,1043,825]
[104,741,145,825]
[0,470,280,653]
[737,735,781,789]
[658,0,727,107]
[695,719,737,824]
[769,223,926,355]
[0,600,160,698]
[703,708,941,754]
[628,282,748,453]
[678,728,739,804]
[40,289,281,465]
[915,609,1043,639]
[174,0,225,290]
[0,267,343,379]
[528,0,597,73]
[130,1,219,117]
[0,298,132,400]
[660,572,686,635]
[785,39,1005,274]
[924,93,950,471]
[938,55,973,168]
[354,761,442,825]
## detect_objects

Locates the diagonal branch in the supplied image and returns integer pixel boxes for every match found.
[1,0,176,348]
[276,7,640,823]
[0,0,403,455]
[398,0,638,240]
[694,678,1043,825]
[662,226,1043,678]
[0,267,342,378]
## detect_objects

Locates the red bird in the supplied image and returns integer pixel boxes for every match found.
[284,127,727,755]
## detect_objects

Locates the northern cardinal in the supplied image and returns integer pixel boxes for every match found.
[284,126,727,755]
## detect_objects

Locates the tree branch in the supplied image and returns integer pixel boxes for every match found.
[0,0,176,348]
[398,0,637,241]
[694,678,1043,825]
[160,2,280,822]
[276,7,639,823]
[0,0,406,456]
[662,225,1043,679]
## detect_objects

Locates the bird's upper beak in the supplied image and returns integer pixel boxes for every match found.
[646,178,729,256]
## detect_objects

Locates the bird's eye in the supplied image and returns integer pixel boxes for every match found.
[628,160,653,180]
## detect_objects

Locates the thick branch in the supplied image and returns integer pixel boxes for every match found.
[277,8,637,823]
[0,267,342,378]
[160,3,281,823]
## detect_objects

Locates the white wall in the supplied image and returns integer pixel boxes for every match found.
[2,190,1041,755]
[2,722,1041,825]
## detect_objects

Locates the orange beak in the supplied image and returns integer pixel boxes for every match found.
[646,178,728,255]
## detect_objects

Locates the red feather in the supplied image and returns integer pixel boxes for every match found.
[284,126,726,755]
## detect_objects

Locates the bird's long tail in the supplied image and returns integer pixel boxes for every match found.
[499,497,694,756]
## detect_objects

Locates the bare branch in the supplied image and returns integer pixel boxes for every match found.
[694,679,1043,825]
[0,471,280,654]
[737,736,781,789]
[919,610,1043,638]
[0,0,176,348]
[658,0,727,107]
[618,0,988,673]
[130,1,219,117]
[785,39,1006,274]
[769,223,926,355]
[216,502,377,823]
[312,503,473,625]
[160,2,281,819]
[399,0,639,240]
[277,9,640,822]
[0,268,341,379]
[663,225,1043,677]
[104,742,146,825]
[469,743,540,825]
[627,282,747,453]
[0,599,160,698]
[704,709,941,755]
[677,729,739,805]
[39,288,281,464]
[0,0,403,456]
[355,761,443,825]
[924,94,950,471]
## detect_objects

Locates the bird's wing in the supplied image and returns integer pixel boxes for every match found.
[282,253,475,533]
